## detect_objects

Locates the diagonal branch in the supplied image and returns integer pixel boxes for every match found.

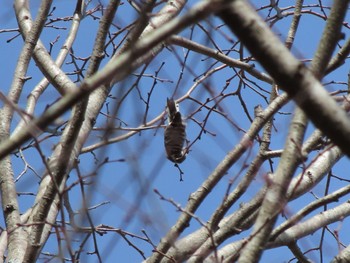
[217,0,350,159]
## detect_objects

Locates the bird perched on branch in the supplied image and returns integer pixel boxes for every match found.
[164,98,187,163]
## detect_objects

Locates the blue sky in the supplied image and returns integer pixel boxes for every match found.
[1,0,350,262]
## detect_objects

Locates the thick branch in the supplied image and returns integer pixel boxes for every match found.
[22,1,121,261]
[217,0,350,158]
[0,0,53,262]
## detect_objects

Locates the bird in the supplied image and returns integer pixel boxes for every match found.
[164,98,187,163]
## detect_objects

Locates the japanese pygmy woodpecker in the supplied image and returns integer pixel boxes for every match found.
[164,98,187,163]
